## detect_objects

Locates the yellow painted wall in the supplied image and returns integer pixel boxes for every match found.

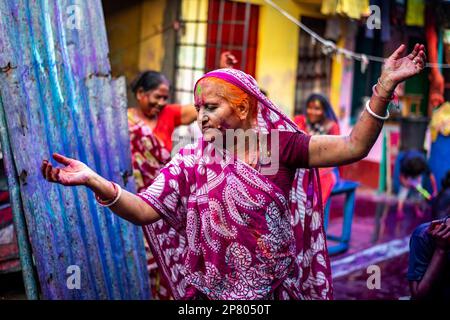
[104,2,142,80]
[138,0,167,71]
[237,0,325,117]
[103,0,169,105]
[330,36,345,118]
[104,0,168,78]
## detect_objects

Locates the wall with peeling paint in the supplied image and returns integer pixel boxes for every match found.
[0,0,149,299]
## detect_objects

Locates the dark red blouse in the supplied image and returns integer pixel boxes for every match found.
[260,131,311,198]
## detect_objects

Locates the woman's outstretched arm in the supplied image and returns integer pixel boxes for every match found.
[41,153,160,225]
[308,44,427,168]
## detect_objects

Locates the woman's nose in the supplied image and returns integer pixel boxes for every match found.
[199,111,208,124]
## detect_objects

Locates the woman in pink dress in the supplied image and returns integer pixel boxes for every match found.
[42,44,426,299]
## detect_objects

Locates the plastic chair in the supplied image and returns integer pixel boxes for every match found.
[324,168,359,255]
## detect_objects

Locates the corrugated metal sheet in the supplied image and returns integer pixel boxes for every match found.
[0,0,150,299]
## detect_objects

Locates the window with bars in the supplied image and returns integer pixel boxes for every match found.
[174,0,259,105]
[294,17,332,115]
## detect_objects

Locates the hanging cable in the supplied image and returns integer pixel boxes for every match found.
[263,0,450,69]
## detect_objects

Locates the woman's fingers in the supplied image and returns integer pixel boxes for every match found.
[407,43,420,60]
[390,44,406,60]
[41,160,48,179]
[42,161,61,183]
[442,230,450,241]
[411,48,426,72]
[50,167,60,182]
[53,153,72,165]
[417,49,426,61]
[44,162,54,182]
[436,224,450,237]
[431,223,446,237]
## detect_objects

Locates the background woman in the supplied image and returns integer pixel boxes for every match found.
[294,94,340,205]
[294,94,340,136]
[128,70,197,299]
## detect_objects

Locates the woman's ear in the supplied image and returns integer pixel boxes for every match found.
[135,88,144,101]
[236,102,250,120]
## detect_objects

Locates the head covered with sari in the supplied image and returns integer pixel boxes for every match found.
[140,68,333,300]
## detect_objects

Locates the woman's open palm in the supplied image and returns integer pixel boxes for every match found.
[41,153,94,186]
[383,43,426,85]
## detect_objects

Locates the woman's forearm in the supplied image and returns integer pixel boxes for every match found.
[308,76,395,168]
[347,78,394,159]
[411,248,448,299]
[309,43,426,168]
[87,174,160,225]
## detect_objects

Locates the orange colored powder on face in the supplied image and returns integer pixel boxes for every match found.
[195,77,257,123]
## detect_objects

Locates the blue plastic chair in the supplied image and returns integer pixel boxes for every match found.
[324,168,359,255]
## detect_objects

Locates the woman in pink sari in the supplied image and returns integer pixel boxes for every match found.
[42,44,426,299]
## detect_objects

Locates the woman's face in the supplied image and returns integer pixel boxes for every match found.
[136,83,169,118]
[194,82,245,142]
[306,99,325,124]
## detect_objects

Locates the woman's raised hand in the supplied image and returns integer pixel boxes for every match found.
[41,153,95,186]
[380,43,426,91]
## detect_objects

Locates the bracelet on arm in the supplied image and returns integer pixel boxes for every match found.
[95,181,122,207]
[372,83,399,110]
[365,99,390,121]
[372,84,394,101]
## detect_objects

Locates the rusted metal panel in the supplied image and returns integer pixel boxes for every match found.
[0,0,149,299]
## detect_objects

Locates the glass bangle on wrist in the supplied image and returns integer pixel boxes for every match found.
[372,84,394,101]
[95,182,122,207]
[372,84,399,110]
[365,99,390,120]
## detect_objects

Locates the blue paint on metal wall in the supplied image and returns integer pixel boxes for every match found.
[0,0,150,299]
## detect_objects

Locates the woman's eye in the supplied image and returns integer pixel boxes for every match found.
[206,105,217,110]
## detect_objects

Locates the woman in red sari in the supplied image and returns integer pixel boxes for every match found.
[128,71,197,190]
[294,94,340,205]
[128,71,197,299]
[42,44,426,299]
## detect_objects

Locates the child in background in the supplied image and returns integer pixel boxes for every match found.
[431,170,450,220]
[397,152,437,219]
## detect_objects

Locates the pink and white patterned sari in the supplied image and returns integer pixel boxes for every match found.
[139,69,333,300]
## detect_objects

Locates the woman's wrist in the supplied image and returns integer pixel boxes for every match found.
[86,173,116,199]
[379,73,397,94]
[434,246,448,255]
